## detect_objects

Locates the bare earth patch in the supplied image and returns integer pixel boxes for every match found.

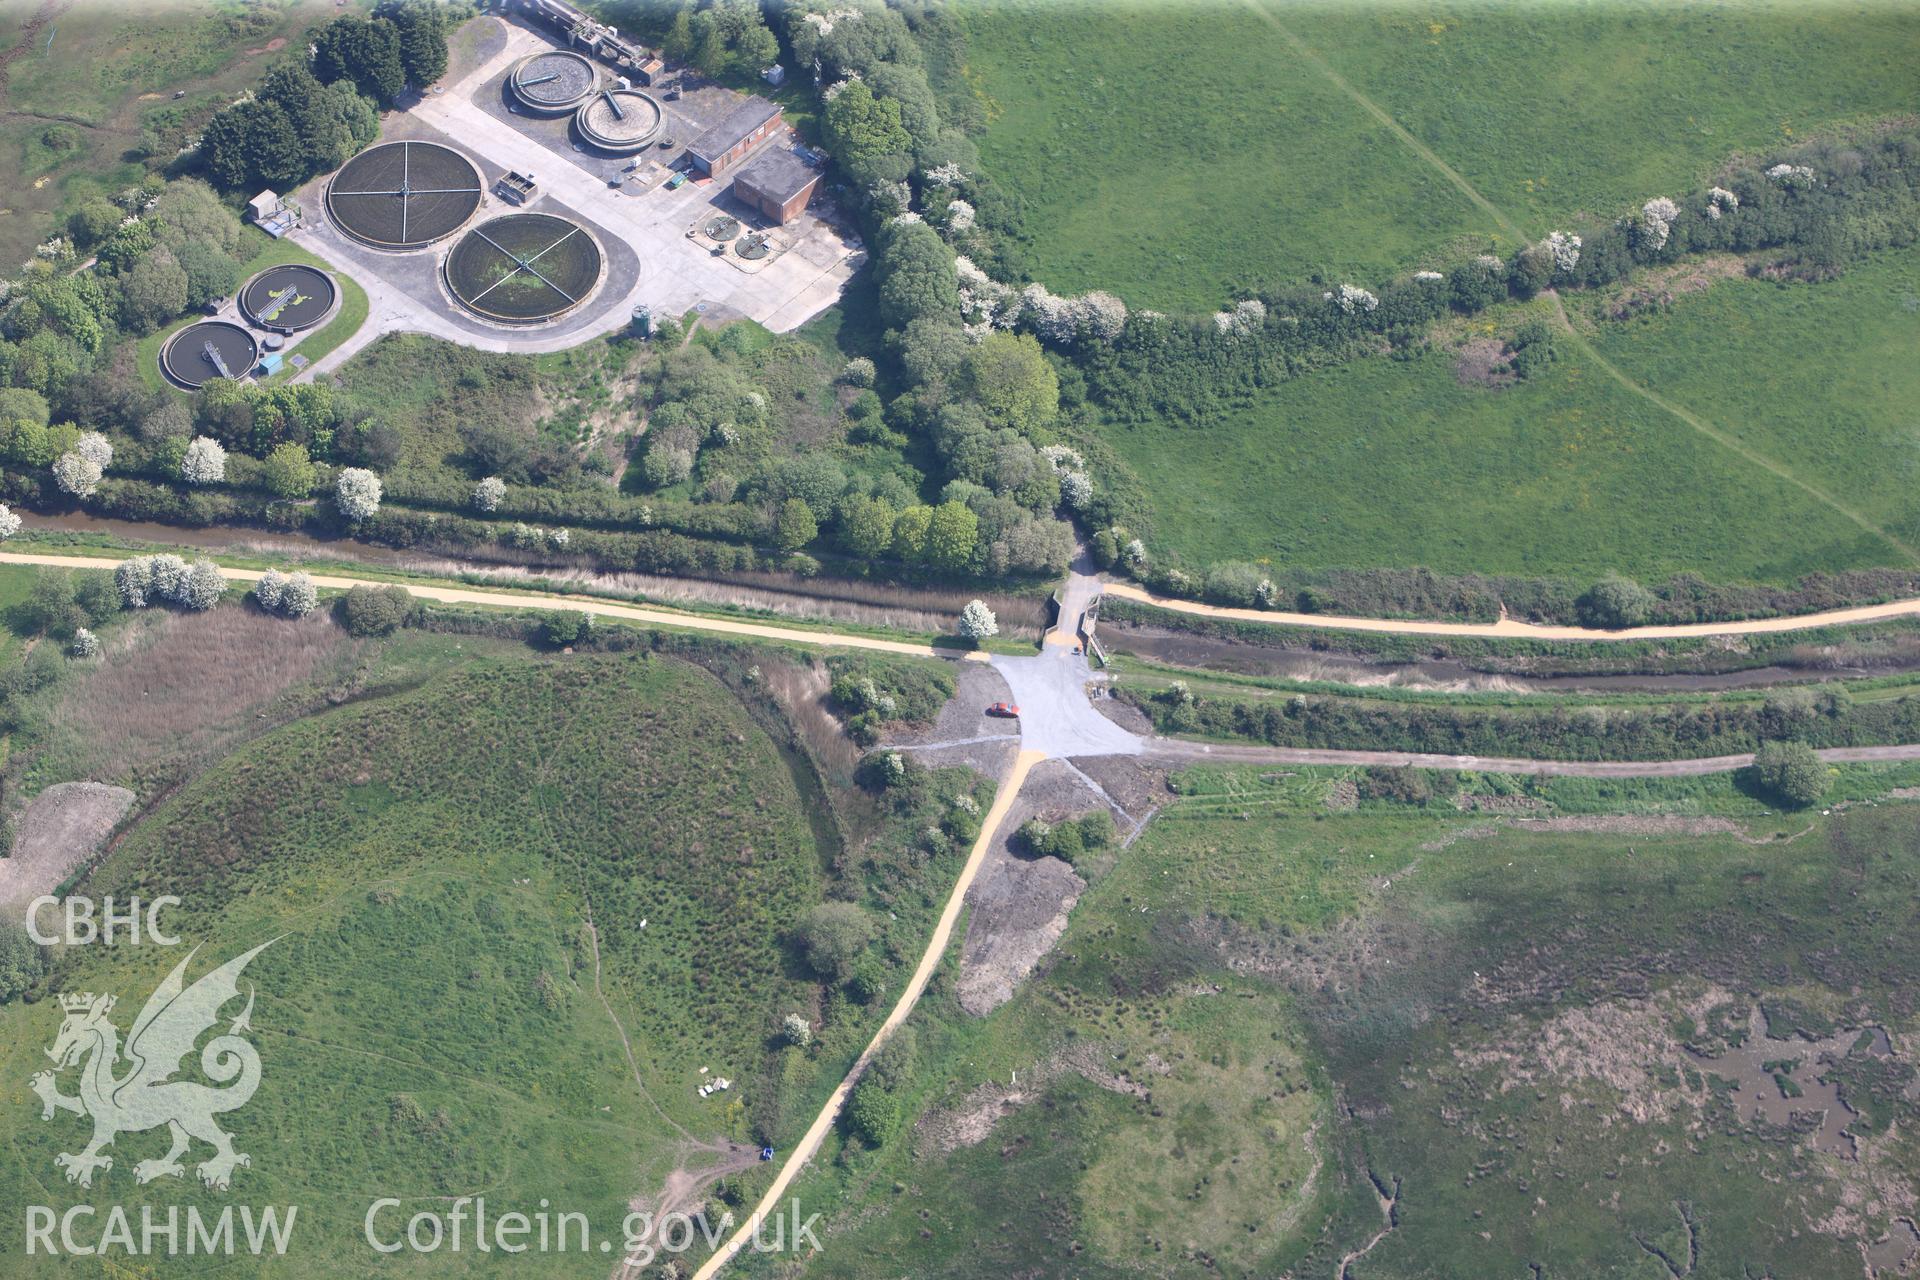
[913,1040,1171,1156]
[954,759,1101,1015]
[955,853,1083,1015]
[1453,335,1516,388]
[0,781,135,918]
[1600,252,1749,319]
[885,661,1019,780]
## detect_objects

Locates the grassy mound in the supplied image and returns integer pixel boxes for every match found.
[0,652,831,1271]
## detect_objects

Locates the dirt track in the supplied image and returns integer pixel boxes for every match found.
[687,748,1044,1280]
[0,551,983,662]
[1144,740,1920,777]
[1104,580,1920,643]
[12,548,1920,779]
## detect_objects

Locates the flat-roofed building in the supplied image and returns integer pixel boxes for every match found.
[732,148,822,225]
[687,96,782,178]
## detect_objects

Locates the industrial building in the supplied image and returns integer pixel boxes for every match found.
[686,96,782,178]
[514,0,658,81]
[732,149,822,225]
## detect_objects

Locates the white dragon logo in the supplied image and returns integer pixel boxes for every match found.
[29,940,275,1191]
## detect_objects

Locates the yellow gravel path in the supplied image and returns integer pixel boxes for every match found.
[0,550,984,661]
[1104,581,1920,642]
[689,749,1042,1280]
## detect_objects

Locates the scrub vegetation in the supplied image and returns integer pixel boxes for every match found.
[792,766,1920,1278]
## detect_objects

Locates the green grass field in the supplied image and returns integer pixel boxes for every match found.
[1100,288,1907,581]
[1280,0,1920,240]
[953,0,1503,311]
[953,0,1920,310]
[1577,252,1920,554]
[790,770,1920,1277]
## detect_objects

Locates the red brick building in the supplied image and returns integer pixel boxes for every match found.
[732,149,822,225]
[687,96,782,178]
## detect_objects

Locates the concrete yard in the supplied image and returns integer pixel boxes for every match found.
[288,13,863,378]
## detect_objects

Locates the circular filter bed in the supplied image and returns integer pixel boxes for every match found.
[510,50,598,114]
[575,88,663,152]
[327,140,483,251]
[444,213,603,324]
[160,321,258,390]
[702,214,741,242]
[239,263,337,332]
[736,232,772,261]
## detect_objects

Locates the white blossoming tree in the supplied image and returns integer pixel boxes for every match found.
[958,599,998,642]
[335,467,382,521]
[69,628,99,658]
[74,431,113,469]
[0,504,20,539]
[149,554,189,602]
[254,569,289,613]
[180,435,227,486]
[52,451,103,498]
[1545,231,1582,273]
[1058,469,1092,510]
[1706,186,1739,219]
[1039,444,1084,473]
[473,476,506,512]
[1021,281,1074,342]
[255,568,317,618]
[179,559,226,611]
[1325,284,1378,315]
[1637,197,1681,250]
[1215,297,1267,334]
[114,557,155,608]
[1076,291,1128,342]
[115,554,222,610]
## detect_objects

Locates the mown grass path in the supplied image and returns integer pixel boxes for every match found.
[1241,0,1530,245]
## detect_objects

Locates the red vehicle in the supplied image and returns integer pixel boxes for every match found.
[985,702,1021,718]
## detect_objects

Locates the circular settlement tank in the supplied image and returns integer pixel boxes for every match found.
[509,50,598,114]
[574,88,663,152]
[160,321,258,390]
[327,140,483,250]
[443,213,604,324]
[239,263,338,332]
